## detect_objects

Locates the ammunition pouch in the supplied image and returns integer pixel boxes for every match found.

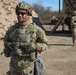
[29,51,36,61]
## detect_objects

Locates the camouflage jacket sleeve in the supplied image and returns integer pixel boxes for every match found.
[3,25,15,57]
[35,25,49,52]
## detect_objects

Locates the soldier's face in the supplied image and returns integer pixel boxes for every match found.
[16,9,29,23]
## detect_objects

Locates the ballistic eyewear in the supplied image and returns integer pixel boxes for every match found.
[16,12,28,16]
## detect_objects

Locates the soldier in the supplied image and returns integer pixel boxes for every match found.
[3,2,48,75]
[71,11,76,46]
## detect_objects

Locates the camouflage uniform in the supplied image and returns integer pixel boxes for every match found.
[4,2,48,75]
[71,11,76,46]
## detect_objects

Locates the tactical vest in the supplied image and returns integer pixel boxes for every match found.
[9,23,37,59]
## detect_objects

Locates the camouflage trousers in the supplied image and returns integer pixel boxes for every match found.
[72,28,76,44]
[7,56,34,75]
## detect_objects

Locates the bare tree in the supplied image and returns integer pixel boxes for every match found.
[32,2,52,24]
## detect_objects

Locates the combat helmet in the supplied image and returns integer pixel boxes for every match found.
[16,2,32,16]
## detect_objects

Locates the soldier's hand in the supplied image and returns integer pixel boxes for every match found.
[35,43,42,52]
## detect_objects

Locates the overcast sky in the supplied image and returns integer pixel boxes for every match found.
[19,0,63,11]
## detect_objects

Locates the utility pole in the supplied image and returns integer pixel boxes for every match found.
[59,0,61,13]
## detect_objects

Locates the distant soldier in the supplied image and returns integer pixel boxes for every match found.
[51,15,58,25]
[3,2,48,75]
[71,11,76,46]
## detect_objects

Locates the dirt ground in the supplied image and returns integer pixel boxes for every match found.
[0,25,76,75]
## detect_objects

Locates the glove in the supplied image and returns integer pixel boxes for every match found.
[4,48,11,57]
[35,43,42,52]
[4,42,13,57]
[4,42,12,50]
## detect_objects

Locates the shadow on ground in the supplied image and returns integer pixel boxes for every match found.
[45,30,72,37]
